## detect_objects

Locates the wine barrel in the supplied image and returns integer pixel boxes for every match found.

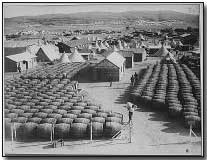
[41,118,57,124]
[37,123,53,139]
[34,112,48,119]
[74,118,90,124]
[88,122,103,138]
[57,118,74,124]
[28,117,42,124]
[92,117,105,123]
[55,123,70,139]
[106,117,122,124]
[70,123,88,138]
[62,113,77,119]
[104,122,122,137]
[78,113,92,119]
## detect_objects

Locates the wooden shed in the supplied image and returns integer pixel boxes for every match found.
[118,50,134,68]
[5,52,37,72]
[92,59,120,82]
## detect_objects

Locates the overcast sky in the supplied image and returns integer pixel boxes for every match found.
[3,3,200,18]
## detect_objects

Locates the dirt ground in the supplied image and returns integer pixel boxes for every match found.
[4,59,202,156]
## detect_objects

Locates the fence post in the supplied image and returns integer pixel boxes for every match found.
[129,121,132,143]
[90,119,93,143]
[11,123,14,151]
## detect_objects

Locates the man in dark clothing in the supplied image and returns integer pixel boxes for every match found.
[134,72,138,83]
[17,65,21,73]
[108,76,113,87]
[130,75,135,86]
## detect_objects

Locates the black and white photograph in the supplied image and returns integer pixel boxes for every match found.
[2,2,204,156]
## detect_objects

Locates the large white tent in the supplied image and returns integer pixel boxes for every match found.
[153,45,170,57]
[69,48,85,62]
[59,52,71,63]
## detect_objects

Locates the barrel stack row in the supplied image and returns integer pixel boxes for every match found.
[4,77,123,141]
[130,62,201,129]
[20,62,88,80]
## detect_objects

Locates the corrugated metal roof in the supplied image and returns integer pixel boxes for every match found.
[6,52,36,62]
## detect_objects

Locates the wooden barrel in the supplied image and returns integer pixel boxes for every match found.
[88,122,103,138]
[21,122,38,140]
[70,123,88,138]
[74,118,90,124]
[37,123,53,139]
[78,113,92,119]
[96,112,108,118]
[70,110,81,115]
[41,118,57,124]
[13,117,28,123]
[92,117,105,123]
[53,109,67,115]
[55,123,70,139]
[28,117,42,124]
[4,118,12,139]
[71,106,84,111]
[34,112,48,119]
[57,118,74,124]
[85,106,99,111]
[104,122,122,137]
[62,113,77,119]
[106,117,122,124]
[47,113,62,120]
[25,109,39,113]
[20,113,33,118]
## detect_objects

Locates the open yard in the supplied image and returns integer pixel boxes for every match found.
[4,58,202,156]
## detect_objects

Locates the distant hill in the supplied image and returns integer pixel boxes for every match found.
[4,10,199,32]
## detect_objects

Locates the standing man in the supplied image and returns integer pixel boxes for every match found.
[17,64,21,74]
[127,102,137,123]
[130,75,135,86]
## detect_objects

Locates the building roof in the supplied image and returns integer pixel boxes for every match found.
[6,52,36,62]
[123,48,146,54]
[59,53,71,63]
[163,52,176,63]
[118,50,133,57]
[106,50,125,68]
[153,45,169,57]
[180,33,191,38]
[69,48,86,62]
[39,44,60,62]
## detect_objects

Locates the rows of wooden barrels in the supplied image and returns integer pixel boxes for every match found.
[20,62,88,80]
[130,65,154,102]
[140,64,161,106]
[130,62,201,129]
[4,78,123,141]
[167,64,183,118]
[174,64,201,129]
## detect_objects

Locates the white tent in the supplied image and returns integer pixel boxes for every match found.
[104,41,110,48]
[154,45,170,57]
[177,41,183,46]
[100,42,108,50]
[113,45,119,52]
[163,52,177,63]
[117,40,124,50]
[59,52,71,63]
[69,48,85,62]
[170,39,177,48]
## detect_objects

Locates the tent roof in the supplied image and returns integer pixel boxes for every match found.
[60,53,71,63]
[154,45,169,57]
[6,52,36,62]
[163,52,176,63]
[106,50,125,68]
[40,44,60,61]
[69,48,86,62]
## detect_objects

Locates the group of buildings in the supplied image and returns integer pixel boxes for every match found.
[4,29,199,82]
